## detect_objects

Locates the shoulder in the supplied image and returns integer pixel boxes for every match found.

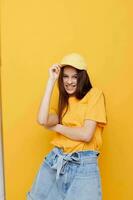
[86,87,103,99]
[86,87,105,104]
[79,87,103,104]
[82,87,105,109]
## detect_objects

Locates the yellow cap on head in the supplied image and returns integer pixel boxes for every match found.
[60,53,88,70]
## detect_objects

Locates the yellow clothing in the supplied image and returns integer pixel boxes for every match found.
[49,87,107,153]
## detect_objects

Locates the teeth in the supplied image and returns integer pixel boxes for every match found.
[66,85,76,88]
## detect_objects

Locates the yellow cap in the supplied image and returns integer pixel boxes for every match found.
[60,53,88,70]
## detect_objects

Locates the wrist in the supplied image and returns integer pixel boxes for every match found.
[53,124,62,132]
[48,77,57,84]
[48,124,61,132]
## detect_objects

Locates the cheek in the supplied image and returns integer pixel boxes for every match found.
[75,79,78,85]
[63,78,67,84]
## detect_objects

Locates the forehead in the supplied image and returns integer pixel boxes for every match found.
[63,66,78,74]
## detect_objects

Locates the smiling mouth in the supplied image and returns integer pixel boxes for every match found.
[65,85,76,90]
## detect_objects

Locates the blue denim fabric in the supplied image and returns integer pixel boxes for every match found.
[26,146,102,200]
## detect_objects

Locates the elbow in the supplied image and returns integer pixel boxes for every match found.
[37,119,55,128]
[82,133,92,142]
[83,137,91,143]
[37,119,48,126]
[82,125,97,142]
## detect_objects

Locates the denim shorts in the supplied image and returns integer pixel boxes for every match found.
[26,146,102,200]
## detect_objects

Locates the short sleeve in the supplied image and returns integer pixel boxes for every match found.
[84,88,107,127]
[49,83,59,115]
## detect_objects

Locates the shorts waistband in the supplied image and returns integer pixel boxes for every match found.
[53,146,100,159]
[50,146,99,181]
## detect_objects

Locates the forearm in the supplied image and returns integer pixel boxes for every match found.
[49,124,93,142]
[37,78,56,124]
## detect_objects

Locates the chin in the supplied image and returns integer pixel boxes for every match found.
[66,90,76,95]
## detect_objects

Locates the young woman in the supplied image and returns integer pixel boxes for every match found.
[27,53,107,200]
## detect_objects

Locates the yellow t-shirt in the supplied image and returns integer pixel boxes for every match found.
[49,87,107,153]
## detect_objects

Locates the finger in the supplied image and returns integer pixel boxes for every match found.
[52,64,60,69]
[54,65,60,72]
[58,64,62,68]
[51,64,61,72]
[57,67,61,73]
[51,65,58,71]
[53,64,61,68]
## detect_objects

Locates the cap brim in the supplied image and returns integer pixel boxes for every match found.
[60,64,73,67]
[60,64,87,70]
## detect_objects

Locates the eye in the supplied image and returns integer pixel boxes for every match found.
[63,75,68,78]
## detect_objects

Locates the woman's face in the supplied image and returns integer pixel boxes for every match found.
[63,66,78,95]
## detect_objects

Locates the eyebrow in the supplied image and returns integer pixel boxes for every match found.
[63,73,78,76]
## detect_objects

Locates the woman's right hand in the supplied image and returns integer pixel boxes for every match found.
[49,64,61,81]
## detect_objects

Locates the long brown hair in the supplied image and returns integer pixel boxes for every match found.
[57,65,92,124]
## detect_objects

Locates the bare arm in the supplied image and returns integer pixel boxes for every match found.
[37,64,61,126]
[47,119,97,142]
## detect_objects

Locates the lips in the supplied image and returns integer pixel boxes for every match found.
[66,85,76,90]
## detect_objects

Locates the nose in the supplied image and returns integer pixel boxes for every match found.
[67,78,72,84]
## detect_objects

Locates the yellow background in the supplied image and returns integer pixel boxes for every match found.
[1,0,133,199]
